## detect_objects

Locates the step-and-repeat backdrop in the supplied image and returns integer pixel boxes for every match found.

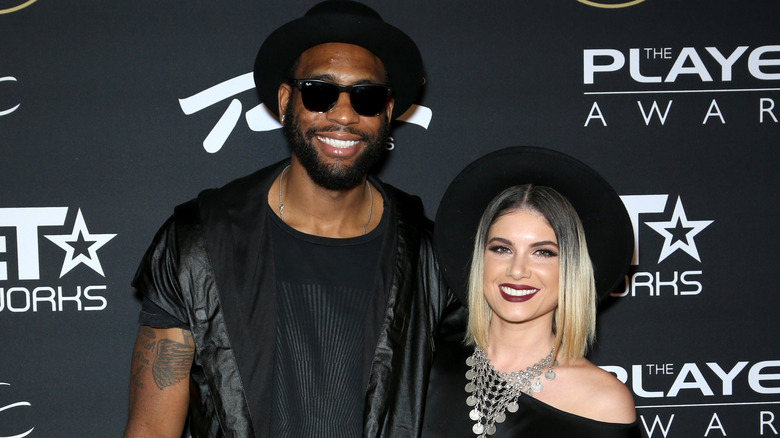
[2,1,778,436]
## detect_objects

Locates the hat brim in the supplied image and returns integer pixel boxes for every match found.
[434,146,634,305]
[254,6,423,119]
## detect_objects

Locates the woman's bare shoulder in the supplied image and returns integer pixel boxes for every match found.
[570,359,637,423]
[544,358,637,424]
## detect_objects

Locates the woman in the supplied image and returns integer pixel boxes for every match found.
[423,146,641,437]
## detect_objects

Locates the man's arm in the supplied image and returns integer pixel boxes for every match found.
[123,326,193,438]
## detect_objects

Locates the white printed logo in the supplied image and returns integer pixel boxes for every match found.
[0,383,33,438]
[44,209,116,278]
[601,360,780,437]
[644,197,713,263]
[582,45,780,127]
[584,46,780,86]
[178,73,433,153]
[0,208,115,313]
[616,195,713,297]
[0,76,20,117]
[621,195,713,265]
[0,208,115,281]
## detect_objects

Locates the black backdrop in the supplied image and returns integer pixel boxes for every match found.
[1,1,778,436]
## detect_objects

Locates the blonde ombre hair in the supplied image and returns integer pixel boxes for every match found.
[466,185,596,364]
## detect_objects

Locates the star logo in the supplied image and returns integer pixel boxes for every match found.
[44,209,116,277]
[645,197,713,263]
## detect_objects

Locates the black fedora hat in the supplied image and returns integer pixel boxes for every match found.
[434,146,634,305]
[254,0,424,119]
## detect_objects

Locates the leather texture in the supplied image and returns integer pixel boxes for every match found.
[133,160,456,437]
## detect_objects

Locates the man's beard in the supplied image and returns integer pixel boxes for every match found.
[282,105,389,191]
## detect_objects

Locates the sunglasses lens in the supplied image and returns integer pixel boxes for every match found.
[299,81,340,113]
[296,80,390,116]
[350,85,389,116]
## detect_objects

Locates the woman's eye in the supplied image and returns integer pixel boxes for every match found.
[488,245,511,254]
[535,248,558,257]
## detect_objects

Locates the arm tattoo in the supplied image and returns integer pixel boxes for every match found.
[130,327,194,391]
[151,330,194,390]
[130,327,157,389]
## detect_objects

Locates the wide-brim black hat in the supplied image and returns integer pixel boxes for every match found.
[254,0,424,119]
[435,146,634,305]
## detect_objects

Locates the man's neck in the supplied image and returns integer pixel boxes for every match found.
[268,160,383,238]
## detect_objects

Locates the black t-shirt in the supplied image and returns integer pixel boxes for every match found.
[267,207,384,437]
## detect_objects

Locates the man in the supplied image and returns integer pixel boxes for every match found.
[123,1,454,437]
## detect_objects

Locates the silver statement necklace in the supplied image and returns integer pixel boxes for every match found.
[278,165,374,235]
[465,346,557,436]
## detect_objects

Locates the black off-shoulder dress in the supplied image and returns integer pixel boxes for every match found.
[423,315,642,437]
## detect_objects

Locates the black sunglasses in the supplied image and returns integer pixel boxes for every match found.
[290,79,392,117]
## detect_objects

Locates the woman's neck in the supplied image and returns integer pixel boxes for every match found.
[485,319,556,373]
